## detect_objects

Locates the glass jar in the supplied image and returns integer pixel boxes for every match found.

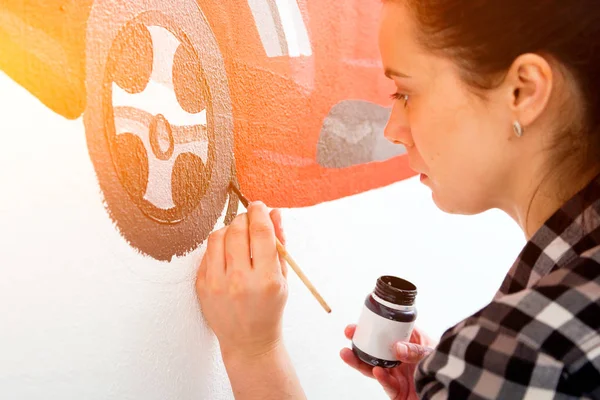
[351,275,417,368]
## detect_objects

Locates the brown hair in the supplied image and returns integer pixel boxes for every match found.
[402,0,600,176]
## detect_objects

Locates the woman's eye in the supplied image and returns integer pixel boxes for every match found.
[389,92,409,107]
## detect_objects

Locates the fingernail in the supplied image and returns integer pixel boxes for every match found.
[395,343,408,358]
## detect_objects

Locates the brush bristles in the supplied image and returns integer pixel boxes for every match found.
[229,183,249,208]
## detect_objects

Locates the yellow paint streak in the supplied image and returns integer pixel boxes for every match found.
[0,2,87,118]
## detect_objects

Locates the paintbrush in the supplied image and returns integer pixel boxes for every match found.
[229,183,332,314]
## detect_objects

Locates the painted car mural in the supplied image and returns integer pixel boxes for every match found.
[0,0,415,261]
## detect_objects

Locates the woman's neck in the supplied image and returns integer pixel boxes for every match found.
[509,167,599,240]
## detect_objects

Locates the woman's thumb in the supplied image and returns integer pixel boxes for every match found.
[395,342,434,363]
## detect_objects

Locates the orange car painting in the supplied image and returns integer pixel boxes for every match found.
[0,0,415,261]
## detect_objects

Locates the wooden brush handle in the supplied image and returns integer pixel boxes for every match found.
[275,239,331,313]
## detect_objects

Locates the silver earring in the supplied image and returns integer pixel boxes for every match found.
[513,121,524,137]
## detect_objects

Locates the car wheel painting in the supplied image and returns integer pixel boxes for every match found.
[84,0,237,261]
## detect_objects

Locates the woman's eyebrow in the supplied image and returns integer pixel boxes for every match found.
[384,68,411,79]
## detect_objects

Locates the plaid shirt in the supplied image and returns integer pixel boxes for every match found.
[415,176,600,399]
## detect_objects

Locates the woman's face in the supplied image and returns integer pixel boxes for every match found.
[379,2,517,215]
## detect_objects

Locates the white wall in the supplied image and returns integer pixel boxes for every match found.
[0,71,525,399]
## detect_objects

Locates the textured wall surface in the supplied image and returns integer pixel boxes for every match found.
[0,1,526,399]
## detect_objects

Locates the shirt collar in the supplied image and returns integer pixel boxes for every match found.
[497,173,600,296]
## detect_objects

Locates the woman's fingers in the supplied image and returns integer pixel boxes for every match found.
[247,202,279,273]
[270,208,285,245]
[225,213,251,272]
[373,367,401,399]
[339,348,375,378]
[197,250,208,284]
[340,326,374,377]
[344,324,357,340]
[204,226,227,282]
[394,341,434,364]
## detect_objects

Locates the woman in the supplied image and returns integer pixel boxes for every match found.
[195,0,600,398]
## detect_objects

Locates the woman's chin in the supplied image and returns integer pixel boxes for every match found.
[431,191,488,216]
[431,191,450,212]
[423,178,460,214]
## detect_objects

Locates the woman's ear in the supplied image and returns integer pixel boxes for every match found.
[504,53,554,128]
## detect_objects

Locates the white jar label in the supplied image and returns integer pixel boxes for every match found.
[352,304,415,361]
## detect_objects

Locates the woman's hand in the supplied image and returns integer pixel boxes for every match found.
[196,202,288,360]
[196,203,306,399]
[340,325,436,400]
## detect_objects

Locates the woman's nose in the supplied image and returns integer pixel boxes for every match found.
[384,102,413,148]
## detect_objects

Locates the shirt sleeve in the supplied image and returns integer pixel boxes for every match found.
[414,322,568,399]
[414,256,600,399]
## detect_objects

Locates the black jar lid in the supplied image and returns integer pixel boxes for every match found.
[374,275,417,306]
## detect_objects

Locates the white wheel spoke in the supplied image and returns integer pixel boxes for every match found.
[110,25,209,211]
[114,107,208,210]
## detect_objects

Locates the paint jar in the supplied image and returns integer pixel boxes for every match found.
[351,275,417,368]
